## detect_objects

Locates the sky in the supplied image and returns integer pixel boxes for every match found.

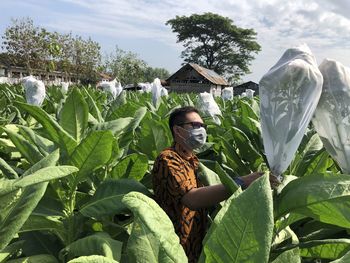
[1,0,350,83]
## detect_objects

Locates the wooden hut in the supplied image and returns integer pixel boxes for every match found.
[166,63,229,96]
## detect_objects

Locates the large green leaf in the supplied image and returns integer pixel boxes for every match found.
[92,118,133,136]
[70,131,114,183]
[122,192,187,263]
[80,179,151,217]
[230,127,263,170]
[275,173,350,228]
[111,153,148,181]
[14,102,77,156]
[0,241,25,262]
[331,249,350,262]
[299,239,350,260]
[199,175,274,263]
[6,254,58,263]
[20,214,66,243]
[18,125,56,156]
[0,166,78,196]
[4,127,43,164]
[0,150,60,250]
[59,88,89,142]
[271,248,300,263]
[67,255,119,263]
[0,157,18,179]
[60,232,122,262]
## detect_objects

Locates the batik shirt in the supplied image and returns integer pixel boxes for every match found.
[152,143,207,263]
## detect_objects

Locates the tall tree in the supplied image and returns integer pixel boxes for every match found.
[1,17,51,73]
[166,13,261,83]
[102,46,169,85]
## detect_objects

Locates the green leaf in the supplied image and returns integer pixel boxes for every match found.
[0,241,25,262]
[14,101,77,156]
[0,166,79,196]
[331,249,350,262]
[18,125,56,156]
[70,131,114,183]
[80,179,151,218]
[275,173,350,228]
[111,153,148,181]
[6,254,58,263]
[299,239,350,260]
[92,118,133,136]
[0,150,60,250]
[60,232,122,262]
[199,175,274,263]
[214,162,241,194]
[20,214,66,243]
[0,157,18,179]
[231,127,263,170]
[197,162,222,186]
[122,192,187,263]
[59,88,89,142]
[4,127,43,164]
[67,255,119,263]
[271,248,301,263]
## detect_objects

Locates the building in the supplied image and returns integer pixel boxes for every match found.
[0,57,78,84]
[166,63,229,96]
[233,81,259,96]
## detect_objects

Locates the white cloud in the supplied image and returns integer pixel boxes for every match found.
[2,0,350,81]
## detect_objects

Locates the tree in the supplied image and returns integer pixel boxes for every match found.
[1,17,51,73]
[166,13,261,83]
[102,46,170,85]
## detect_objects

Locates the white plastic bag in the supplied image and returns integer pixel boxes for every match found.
[259,44,323,178]
[138,83,152,93]
[161,87,168,97]
[61,82,69,94]
[197,92,222,125]
[152,78,163,106]
[116,81,123,97]
[312,59,350,173]
[221,87,234,100]
[245,89,255,99]
[99,78,118,99]
[22,75,46,106]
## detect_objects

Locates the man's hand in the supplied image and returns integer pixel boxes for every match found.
[239,172,281,189]
[239,172,264,188]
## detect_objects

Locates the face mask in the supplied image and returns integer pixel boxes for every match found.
[178,126,207,150]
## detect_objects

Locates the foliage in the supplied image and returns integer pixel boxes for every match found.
[0,84,348,263]
[166,12,261,83]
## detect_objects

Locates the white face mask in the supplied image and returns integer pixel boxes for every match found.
[177,126,207,150]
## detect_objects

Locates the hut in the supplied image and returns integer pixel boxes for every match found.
[166,63,229,96]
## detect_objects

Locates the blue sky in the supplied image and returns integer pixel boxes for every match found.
[1,0,350,83]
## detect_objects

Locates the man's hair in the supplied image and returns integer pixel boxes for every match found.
[169,106,199,137]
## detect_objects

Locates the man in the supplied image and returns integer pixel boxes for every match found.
[152,106,277,262]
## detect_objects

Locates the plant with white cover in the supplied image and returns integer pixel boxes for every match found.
[61,82,69,94]
[221,87,234,100]
[138,83,152,93]
[98,78,122,99]
[151,78,167,106]
[22,75,46,106]
[0,77,9,84]
[312,59,350,173]
[197,92,222,125]
[259,44,323,179]
[245,89,255,99]
[161,87,168,97]
[240,92,247,98]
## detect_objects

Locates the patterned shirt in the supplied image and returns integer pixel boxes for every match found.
[152,143,207,263]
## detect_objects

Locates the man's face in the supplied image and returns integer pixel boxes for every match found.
[174,112,204,144]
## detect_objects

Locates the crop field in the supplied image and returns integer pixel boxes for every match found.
[0,82,349,263]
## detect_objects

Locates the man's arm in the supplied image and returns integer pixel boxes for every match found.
[181,184,230,210]
[181,172,264,210]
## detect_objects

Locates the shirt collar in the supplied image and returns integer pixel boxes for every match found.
[172,142,199,167]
